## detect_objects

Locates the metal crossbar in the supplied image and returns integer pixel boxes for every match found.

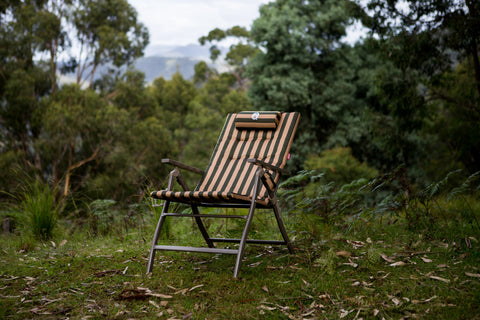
[153,245,238,255]
[209,238,287,245]
[162,213,247,219]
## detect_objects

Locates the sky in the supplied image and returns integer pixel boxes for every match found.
[128,0,270,51]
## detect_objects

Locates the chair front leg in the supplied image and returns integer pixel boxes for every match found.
[233,168,263,278]
[147,168,177,273]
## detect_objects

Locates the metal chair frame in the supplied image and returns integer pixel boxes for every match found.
[146,158,294,278]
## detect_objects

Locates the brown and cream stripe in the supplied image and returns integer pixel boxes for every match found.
[151,112,300,206]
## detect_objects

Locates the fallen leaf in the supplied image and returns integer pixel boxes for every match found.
[248,261,262,267]
[174,288,189,295]
[421,257,433,263]
[340,309,354,318]
[429,275,450,283]
[343,262,358,268]
[189,284,204,292]
[262,286,269,293]
[392,297,401,306]
[118,287,172,300]
[336,251,351,258]
[347,240,365,249]
[381,254,395,263]
[51,241,56,248]
[465,272,480,278]
[438,242,449,248]
[302,309,315,317]
[389,261,406,267]
[149,293,173,299]
[289,265,302,270]
[258,305,276,311]
[59,239,67,247]
[149,300,160,309]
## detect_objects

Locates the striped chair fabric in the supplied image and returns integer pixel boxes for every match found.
[151,112,300,205]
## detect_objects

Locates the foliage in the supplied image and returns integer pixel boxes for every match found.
[73,0,149,86]
[279,165,480,238]
[88,199,119,236]
[364,0,480,176]
[198,26,260,89]
[305,147,378,186]
[9,180,60,240]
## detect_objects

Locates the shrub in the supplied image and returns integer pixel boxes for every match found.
[14,181,59,240]
[305,147,378,186]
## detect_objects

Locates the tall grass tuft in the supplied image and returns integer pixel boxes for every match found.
[16,181,59,240]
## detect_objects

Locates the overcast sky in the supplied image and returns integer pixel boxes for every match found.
[129,0,269,49]
[128,0,367,56]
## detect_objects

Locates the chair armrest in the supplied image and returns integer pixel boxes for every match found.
[161,159,204,175]
[247,158,283,173]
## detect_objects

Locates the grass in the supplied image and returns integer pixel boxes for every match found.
[1,210,479,319]
[4,180,59,241]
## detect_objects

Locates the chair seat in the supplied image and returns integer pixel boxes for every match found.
[150,190,269,205]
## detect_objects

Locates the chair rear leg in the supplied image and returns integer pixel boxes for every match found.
[272,201,294,253]
[191,204,214,248]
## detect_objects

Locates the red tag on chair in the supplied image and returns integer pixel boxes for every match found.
[287,153,291,160]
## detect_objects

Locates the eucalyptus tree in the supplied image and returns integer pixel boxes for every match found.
[246,0,371,169]
[365,0,480,174]
[199,26,260,90]
[0,0,151,201]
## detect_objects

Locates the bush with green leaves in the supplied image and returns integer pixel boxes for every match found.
[88,199,120,236]
[280,165,480,240]
[305,147,378,186]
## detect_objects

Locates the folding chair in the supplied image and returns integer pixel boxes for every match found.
[147,111,300,278]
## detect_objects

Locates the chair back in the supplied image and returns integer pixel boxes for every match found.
[195,111,300,203]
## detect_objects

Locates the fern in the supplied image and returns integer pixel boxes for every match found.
[448,171,480,201]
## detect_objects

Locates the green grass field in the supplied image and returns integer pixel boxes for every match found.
[1,211,479,320]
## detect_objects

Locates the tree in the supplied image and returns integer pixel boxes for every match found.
[365,0,480,175]
[199,26,260,90]
[0,0,154,203]
[366,0,480,98]
[246,0,368,169]
[73,0,149,87]
[150,72,198,161]
[183,70,251,169]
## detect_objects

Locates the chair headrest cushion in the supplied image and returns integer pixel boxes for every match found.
[234,111,281,130]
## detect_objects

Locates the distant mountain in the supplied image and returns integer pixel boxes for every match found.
[134,56,201,82]
[59,44,229,84]
[145,43,213,60]
[134,43,229,82]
